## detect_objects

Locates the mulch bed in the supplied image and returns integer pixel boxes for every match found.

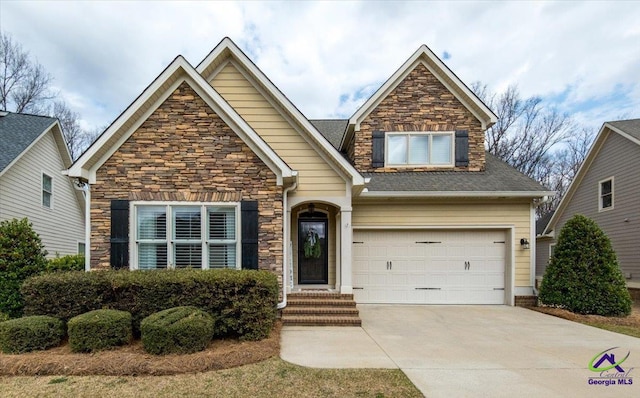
[531,304,640,328]
[0,322,280,376]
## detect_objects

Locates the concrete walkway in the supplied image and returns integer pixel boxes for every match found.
[281,305,640,397]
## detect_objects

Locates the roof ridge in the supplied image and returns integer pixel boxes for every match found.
[0,110,57,120]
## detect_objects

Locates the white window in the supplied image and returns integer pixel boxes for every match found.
[386,132,453,166]
[42,173,53,208]
[78,242,86,255]
[549,243,555,260]
[599,177,614,211]
[133,203,239,270]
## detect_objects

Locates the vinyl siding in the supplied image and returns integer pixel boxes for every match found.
[554,132,640,279]
[352,200,533,287]
[535,237,553,277]
[209,63,346,197]
[0,131,85,257]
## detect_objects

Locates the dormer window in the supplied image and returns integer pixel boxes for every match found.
[385,132,453,166]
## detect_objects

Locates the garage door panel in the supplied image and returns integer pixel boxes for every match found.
[353,230,506,305]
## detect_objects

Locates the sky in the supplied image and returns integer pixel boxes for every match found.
[1,0,639,134]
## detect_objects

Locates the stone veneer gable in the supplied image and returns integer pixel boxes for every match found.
[353,63,485,173]
[91,82,283,277]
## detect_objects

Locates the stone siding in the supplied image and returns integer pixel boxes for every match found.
[91,82,283,277]
[353,63,485,172]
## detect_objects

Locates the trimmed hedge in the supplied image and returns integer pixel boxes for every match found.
[0,315,65,353]
[0,312,8,322]
[141,306,214,355]
[68,309,132,352]
[46,254,85,272]
[22,269,278,340]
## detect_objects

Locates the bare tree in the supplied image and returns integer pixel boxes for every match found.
[0,32,53,113]
[50,100,86,159]
[472,82,594,217]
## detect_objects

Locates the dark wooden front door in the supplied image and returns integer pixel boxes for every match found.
[298,212,328,284]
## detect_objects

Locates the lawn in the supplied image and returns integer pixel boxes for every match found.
[0,322,422,397]
[532,303,640,338]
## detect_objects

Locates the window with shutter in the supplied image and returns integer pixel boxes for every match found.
[133,203,240,269]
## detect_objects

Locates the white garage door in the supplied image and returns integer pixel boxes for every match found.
[353,230,506,304]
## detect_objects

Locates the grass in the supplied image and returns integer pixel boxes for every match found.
[0,357,422,398]
[532,303,640,338]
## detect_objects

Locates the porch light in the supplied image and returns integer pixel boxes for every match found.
[520,238,530,250]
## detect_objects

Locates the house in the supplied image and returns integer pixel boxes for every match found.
[540,119,640,291]
[66,37,551,308]
[0,111,85,257]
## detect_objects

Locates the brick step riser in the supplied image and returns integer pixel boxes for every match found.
[283,320,362,326]
[282,307,359,315]
[287,293,354,300]
[287,299,357,307]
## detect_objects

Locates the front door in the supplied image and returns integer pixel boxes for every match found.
[298,212,328,284]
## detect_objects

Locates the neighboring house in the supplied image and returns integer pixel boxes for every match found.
[541,119,640,288]
[0,111,85,257]
[534,210,554,287]
[66,38,551,307]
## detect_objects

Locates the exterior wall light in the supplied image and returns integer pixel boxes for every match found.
[520,238,530,249]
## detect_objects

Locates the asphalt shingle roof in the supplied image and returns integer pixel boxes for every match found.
[536,210,555,235]
[310,119,348,150]
[363,153,550,193]
[0,111,56,173]
[608,118,640,141]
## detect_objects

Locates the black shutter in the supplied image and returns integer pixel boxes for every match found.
[371,130,385,168]
[241,201,259,270]
[455,130,469,167]
[110,200,129,269]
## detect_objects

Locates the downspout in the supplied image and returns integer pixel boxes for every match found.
[72,178,91,271]
[277,178,298,310]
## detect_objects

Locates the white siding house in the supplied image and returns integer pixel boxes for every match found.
[0,111,85,257]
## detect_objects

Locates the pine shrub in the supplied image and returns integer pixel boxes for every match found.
[0,218,48,318]
[539,214,632,316]
[141,306,214,355]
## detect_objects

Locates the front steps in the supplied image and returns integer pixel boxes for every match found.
[282,292,361,326]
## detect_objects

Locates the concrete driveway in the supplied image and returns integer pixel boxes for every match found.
[281,305,640,397]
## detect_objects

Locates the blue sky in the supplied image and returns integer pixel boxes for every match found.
[1,1,639,133]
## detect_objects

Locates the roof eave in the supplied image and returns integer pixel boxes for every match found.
[358,190,555,199]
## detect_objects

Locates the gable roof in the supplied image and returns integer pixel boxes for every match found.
[310,119,348,150]
[536,210,555,236]
[0,111,70,177]
[345,44,498,149]
[544,118,640,234]
[196,38,364,187]
[359,152,552,198]
[67,55,295,185]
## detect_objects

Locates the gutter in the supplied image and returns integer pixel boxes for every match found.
[277,176,298,309]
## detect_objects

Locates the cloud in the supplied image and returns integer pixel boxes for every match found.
[2,0,639,132]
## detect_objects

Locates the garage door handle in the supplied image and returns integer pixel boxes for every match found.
[493,288,505,290]
[415,241,441,244]
[353,287,364,290]
[416,287,441,290]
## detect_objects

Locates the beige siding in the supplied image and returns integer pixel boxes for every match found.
[0,131,85,257]
[210,63,346,197]
[555,132,640,279]
[352,200,533,287]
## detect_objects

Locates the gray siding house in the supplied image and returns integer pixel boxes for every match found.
[0,111,85,257]
[540,119,640,289]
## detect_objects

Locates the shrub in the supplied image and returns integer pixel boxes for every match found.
[0,312,8,322]
[539,214,632,316]
[0,218,48,318]
[68,309,132,352]
[22,269,278,340]
[141,306,214,355]
[22,271,113,321]
[46,254,85,272]
[0,315,65,353]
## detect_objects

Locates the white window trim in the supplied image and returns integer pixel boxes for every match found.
[129,201,241,270]
[549,243,555,260]
[77,241,86,255]
[384,131,455,167]
[598,176,614,212]
[41,172,53,209]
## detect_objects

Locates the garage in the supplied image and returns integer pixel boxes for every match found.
[352,230,507,304]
